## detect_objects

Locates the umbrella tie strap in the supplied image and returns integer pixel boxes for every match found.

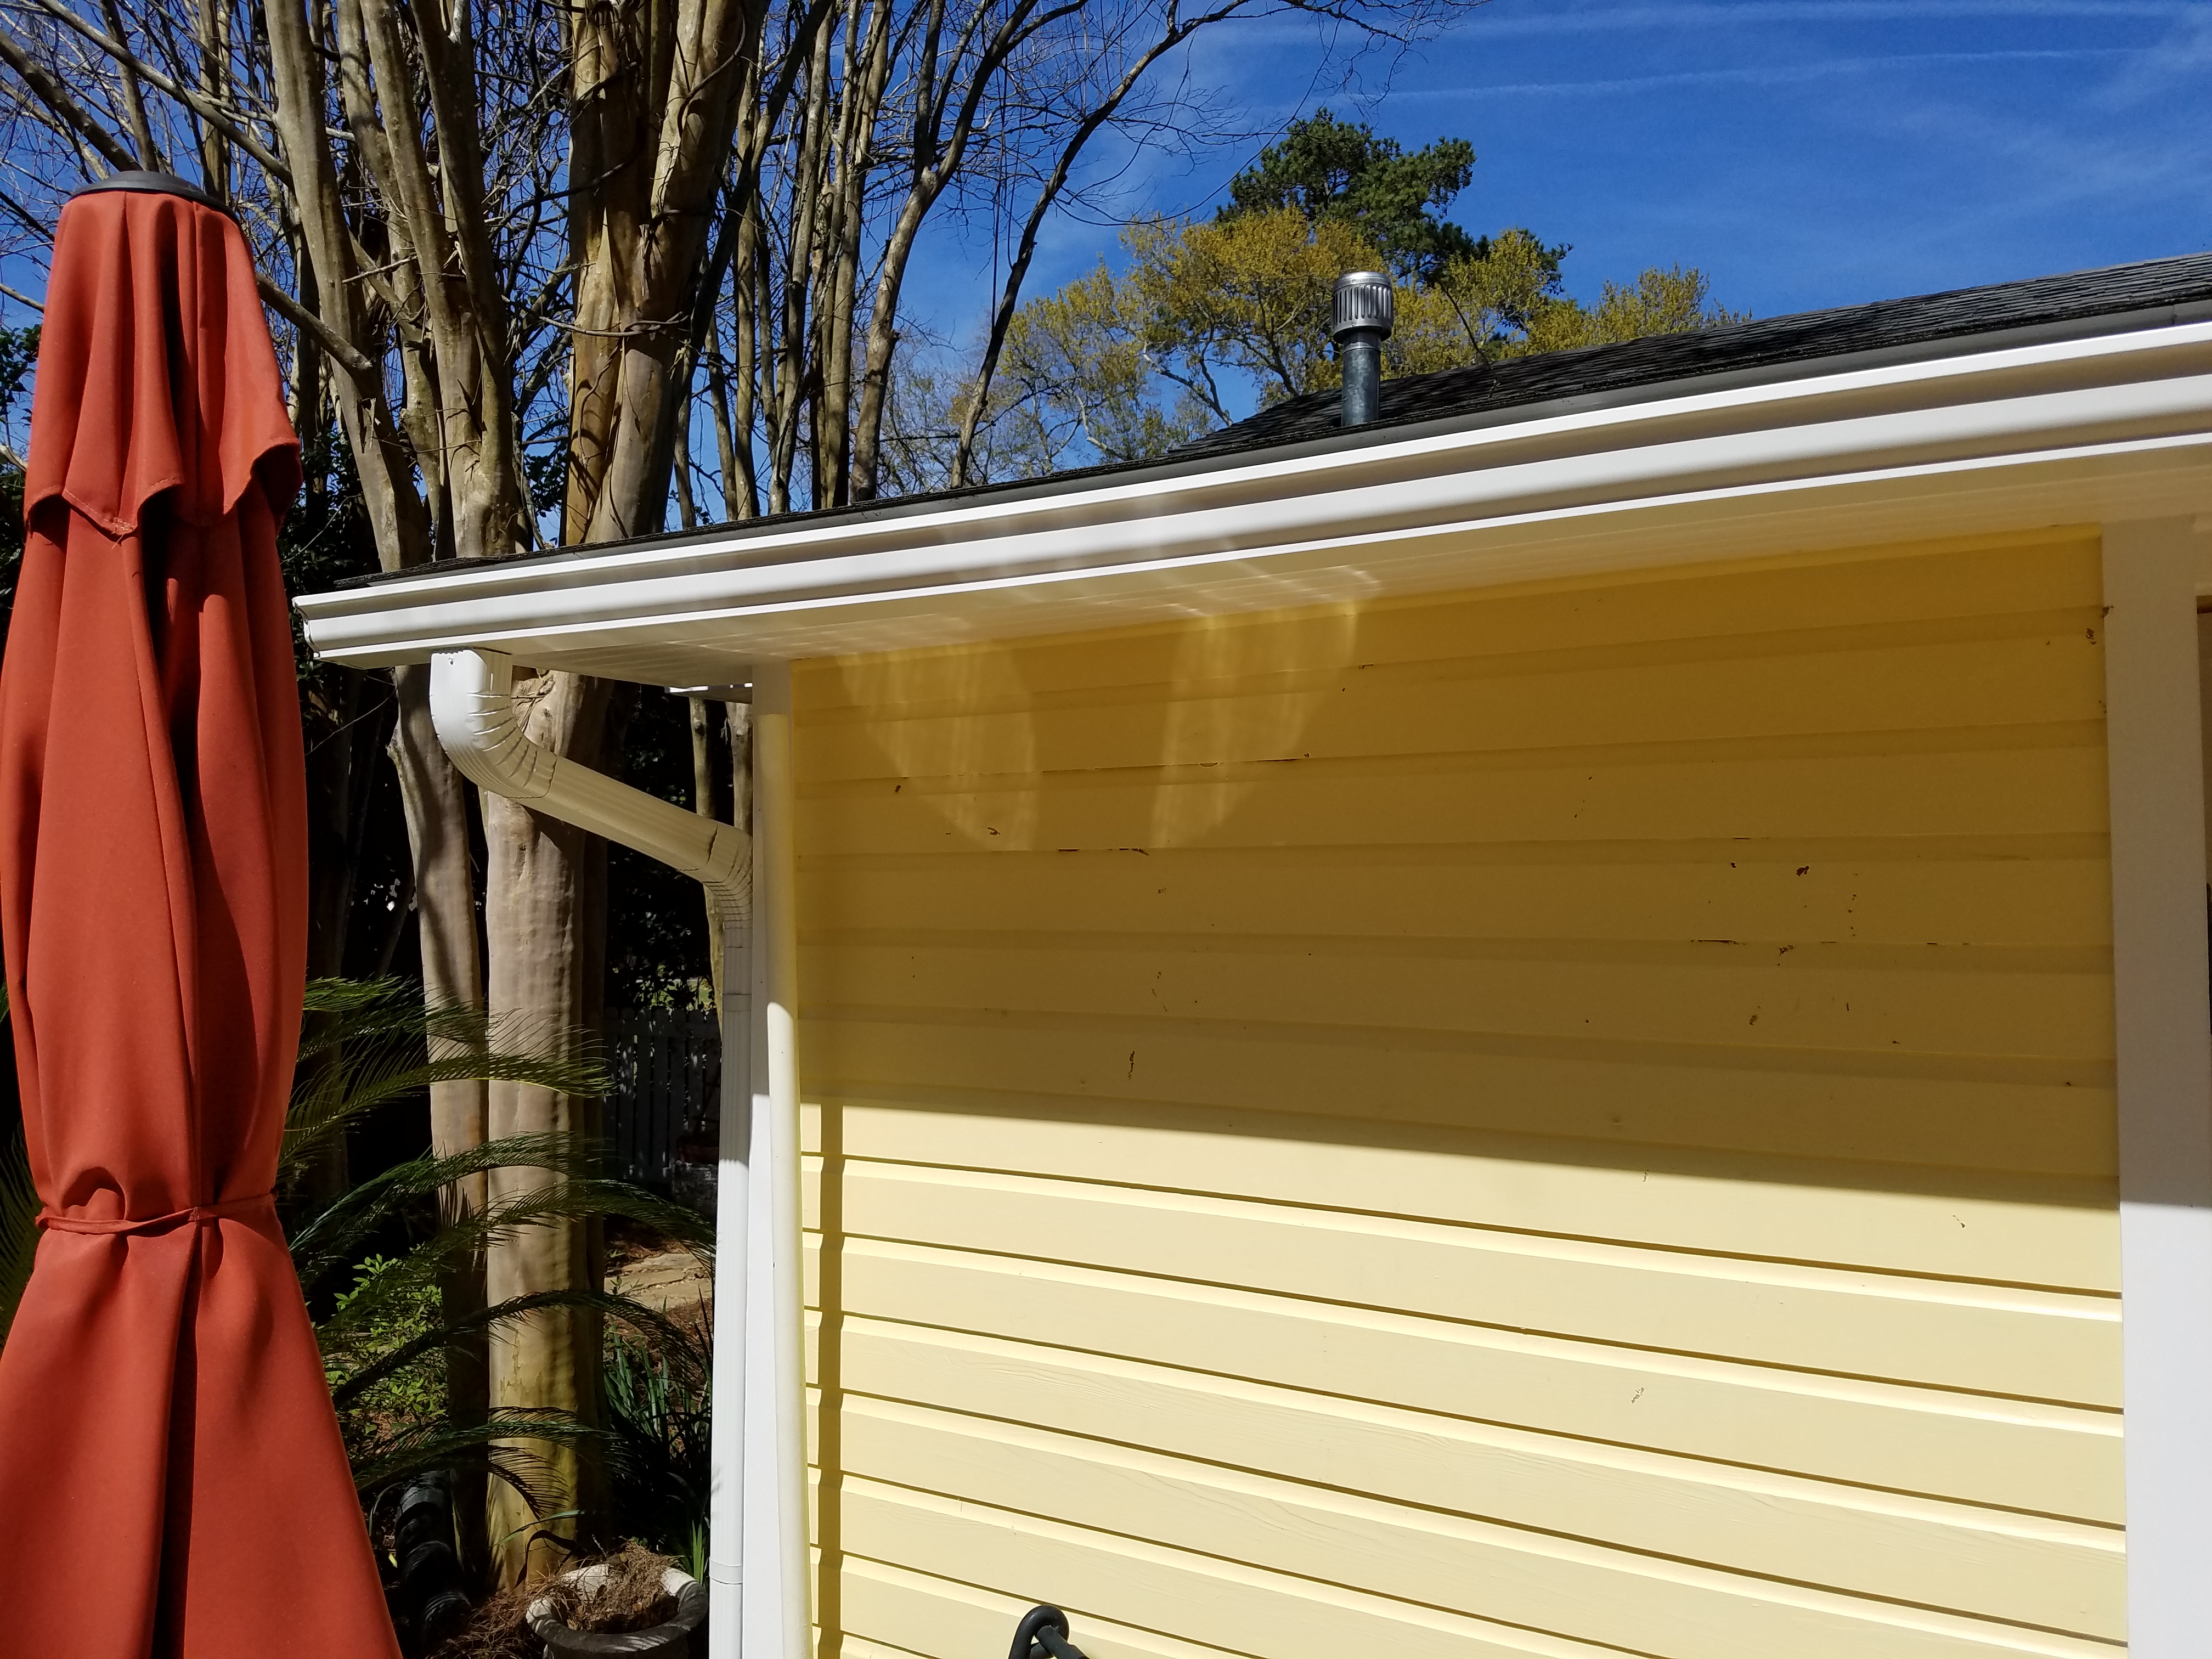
[37,1191,275,1234]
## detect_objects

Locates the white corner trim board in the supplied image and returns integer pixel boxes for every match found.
[299,319,2212,680]
[426,648,807,1659]
[2100,519,2212,1658]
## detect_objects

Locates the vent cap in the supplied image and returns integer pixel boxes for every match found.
[1331,270,1395,340]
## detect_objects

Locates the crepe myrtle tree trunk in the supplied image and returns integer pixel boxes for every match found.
[264,0,509,1572]
[481,672,624,1582]
[298,0,771,1579]
[390,663,494,1571]
[461,0,766,1582]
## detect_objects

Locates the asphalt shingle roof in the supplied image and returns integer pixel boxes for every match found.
[1172,249,2212,460]
[336,249,2212,588]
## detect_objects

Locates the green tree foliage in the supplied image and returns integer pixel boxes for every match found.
[1217,106,1484,281]
[961,114,1745,479]
[0,324,42,655]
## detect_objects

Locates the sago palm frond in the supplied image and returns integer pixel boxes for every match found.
[330,1285,699,1410]
[346,1406,604,1513]
[0,1115,36,1345]
[0,983,33,1346]
[287,1128,602,1293]
[283,976,609,1192]
[309,1170,710,1335]
[291,1127,710,1302]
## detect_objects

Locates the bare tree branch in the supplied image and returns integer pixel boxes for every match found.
[21,0,293,182]
[257,268,375,384]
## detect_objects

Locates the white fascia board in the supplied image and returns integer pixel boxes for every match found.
[296,319,2212,679]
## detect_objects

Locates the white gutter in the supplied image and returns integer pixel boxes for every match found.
[301,318,2212,678]
[427,648,806,1659]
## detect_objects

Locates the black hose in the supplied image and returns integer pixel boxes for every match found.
[1009,1604,1088,1659]
[393,1472,471,1650]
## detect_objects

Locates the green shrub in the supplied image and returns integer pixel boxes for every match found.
[323,1254,445,1457]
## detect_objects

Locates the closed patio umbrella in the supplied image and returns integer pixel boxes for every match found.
[0,177,397,1656]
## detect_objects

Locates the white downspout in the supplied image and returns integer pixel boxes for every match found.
[744,663,808,1659]
[428,647,807,1659]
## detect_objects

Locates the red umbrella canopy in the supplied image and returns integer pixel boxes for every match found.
[0,182,398,1657]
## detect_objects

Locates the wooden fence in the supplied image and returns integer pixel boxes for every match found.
[603,1008,719,1195]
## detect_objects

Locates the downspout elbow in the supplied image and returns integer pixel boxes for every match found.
[428,648,751,911]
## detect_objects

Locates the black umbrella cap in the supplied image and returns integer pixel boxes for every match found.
[70,171,233,219]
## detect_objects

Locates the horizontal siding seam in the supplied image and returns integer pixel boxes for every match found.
[829,1153,2112,1294]
[810,1077,2120,1204]
[801,831,2115,868]
[797,605,2106,729]
[842,1242,2121,1431]
[842,1481,1682,1659]
[838,1555,1270,1659]
[848,1396,2122,1637]
[838,1316,2121,1547]
[840,1237,2115,1409]
[808,1001,2116,1087]
[798,719,2105,800]
[843,1162,2119,1314]
[806,930,2114,974]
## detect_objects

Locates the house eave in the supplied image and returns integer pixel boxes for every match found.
[294,317,2212,684]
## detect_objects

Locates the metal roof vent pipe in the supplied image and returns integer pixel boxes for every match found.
[1331,270,1395,427]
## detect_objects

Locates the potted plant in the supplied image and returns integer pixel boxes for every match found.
[527,1545,706,1657]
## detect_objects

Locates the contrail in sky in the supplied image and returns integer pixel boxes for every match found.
[1466,1,2201,33]
[1399,48,2145,99]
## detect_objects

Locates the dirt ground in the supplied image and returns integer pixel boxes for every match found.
[605,1220,713,1335]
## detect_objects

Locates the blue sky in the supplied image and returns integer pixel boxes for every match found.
[937,0,2212,331]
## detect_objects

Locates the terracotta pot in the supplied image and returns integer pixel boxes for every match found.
[526,1563,706,1657]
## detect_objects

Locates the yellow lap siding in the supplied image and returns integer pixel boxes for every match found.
[839,1556,1260,1659]
[809,842,2115,951]
[848,1406,2115,1658]
[843,1323,2119,1634]
[839,1163,2118,1403]
[816,936,2109,1073]
[794,528,2125,1658]
[799,740,2110,854]
[830,1099,2116,1287]
[814,1012,2110,1173]
[795,622,2108,784]
[840,1478,2111,1659]
[837,1238,2119,1521]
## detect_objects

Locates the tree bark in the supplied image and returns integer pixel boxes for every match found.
[473,0,764,1579]
[481,670,619,1584]
[689,695,724,1011]
[267,0,499,1568]
[391,661,493,1572]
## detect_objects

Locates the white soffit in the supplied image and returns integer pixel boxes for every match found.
[296,320,2212,682]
